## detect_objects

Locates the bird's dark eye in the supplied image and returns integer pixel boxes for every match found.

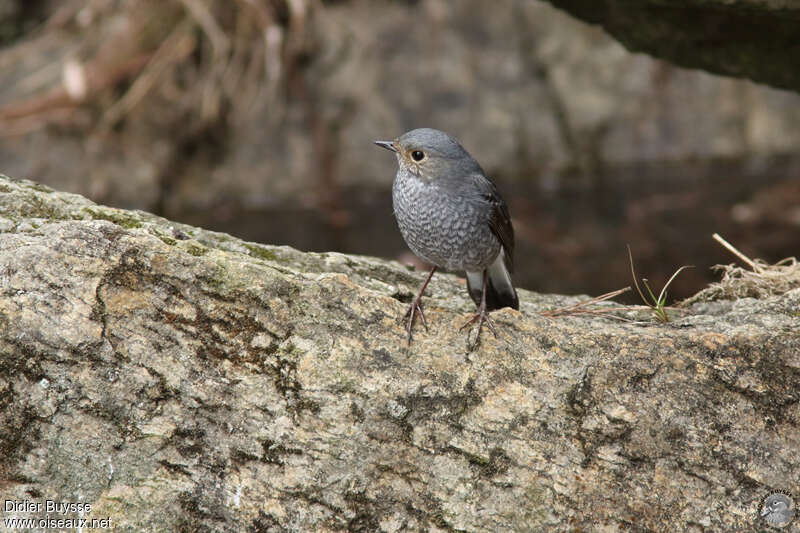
[411,150,425,162]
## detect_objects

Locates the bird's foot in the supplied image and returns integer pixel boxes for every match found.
[401,266,437,345]
[403,296,428,344]
[459,306,498,350]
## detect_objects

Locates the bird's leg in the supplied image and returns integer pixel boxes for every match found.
[404,266,437,343]
[459,269,498,348]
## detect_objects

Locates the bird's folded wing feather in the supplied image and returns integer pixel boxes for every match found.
[470,174,515,272]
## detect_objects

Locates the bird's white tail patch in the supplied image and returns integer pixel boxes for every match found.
[489,248,513,290]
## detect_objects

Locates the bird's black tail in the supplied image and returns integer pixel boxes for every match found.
[466,249,519,311]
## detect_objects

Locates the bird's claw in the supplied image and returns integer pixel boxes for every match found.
[403,298,428,344]
[459,308,498,350]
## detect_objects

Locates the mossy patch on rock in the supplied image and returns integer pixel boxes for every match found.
[82,207,144,229]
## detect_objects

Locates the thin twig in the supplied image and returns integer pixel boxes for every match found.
[177,0,230,57]
[712,233,761,273]
[100,23,196,129]
[0,52,155,138]
[541,287,631,317]
[627,245,649,305]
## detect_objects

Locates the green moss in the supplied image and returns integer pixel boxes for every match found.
[28,182,54,193]
[158,236,177,246]
[185,244,207,257]
[245,243,278,261]
[204,266,227,289]
[15,195,62,219]
[83,207,143,229]
[460,449,490,466]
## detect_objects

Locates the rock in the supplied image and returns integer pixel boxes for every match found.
[544,0,800,92]
[0,174,798,531]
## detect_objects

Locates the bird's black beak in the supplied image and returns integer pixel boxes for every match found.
[374,140,397,152]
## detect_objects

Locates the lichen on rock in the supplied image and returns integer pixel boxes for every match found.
[0,175,798,531]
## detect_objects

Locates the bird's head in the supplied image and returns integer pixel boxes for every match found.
[374,128,482,181]
[762,494,793,519]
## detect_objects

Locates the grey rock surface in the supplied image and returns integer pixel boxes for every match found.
[0,174,799,531]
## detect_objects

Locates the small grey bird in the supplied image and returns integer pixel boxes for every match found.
[761,493,794,526]
[374,128,518,347]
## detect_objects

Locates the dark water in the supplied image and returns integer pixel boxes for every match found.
[175,157,800,304]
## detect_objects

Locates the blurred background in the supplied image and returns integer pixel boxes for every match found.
[1,0,798,302]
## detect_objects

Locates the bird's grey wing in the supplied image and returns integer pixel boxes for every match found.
[469,173,515,272]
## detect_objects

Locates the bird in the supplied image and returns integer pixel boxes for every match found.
[761,493,794,526]
[374,128,518,348]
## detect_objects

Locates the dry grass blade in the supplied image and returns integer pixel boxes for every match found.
[627,245,649,307]
[683,234,800,304]
[712,233,762,273]
[541,287,632,319]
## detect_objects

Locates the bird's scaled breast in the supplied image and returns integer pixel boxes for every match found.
[392,171,500,271]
